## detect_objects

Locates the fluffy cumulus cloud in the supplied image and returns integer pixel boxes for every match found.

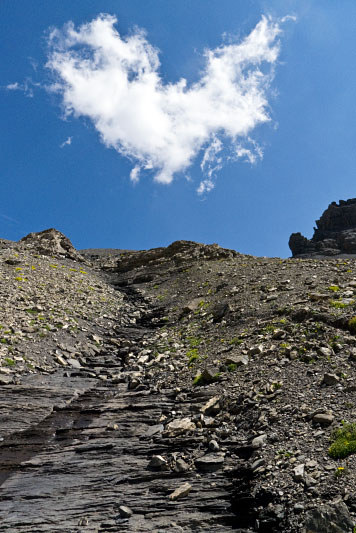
[47,14,288,193]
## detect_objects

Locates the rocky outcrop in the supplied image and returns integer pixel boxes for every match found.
[289,198,356,257]
[19,228,84,262]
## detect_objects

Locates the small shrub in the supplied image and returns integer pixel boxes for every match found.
[193,372,220,386]
[262,324,276,334]
[328,285,340,292]
[4,357,15,366]
[348,317,356,333]
[329,422,356,459]
[229,337,244,345]
[227,363,237,372]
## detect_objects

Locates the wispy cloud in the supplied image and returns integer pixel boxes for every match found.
[0,212,20,225]
[4,78,39,98]
[60,136,72,148]
[46,14,291,193]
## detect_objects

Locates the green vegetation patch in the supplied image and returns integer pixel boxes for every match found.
[193,372,220,386]
[229,336,244,345]
[187,336,202,347]
[187,348,199,366]
[348,317,356,333]
[329,422,356,459]
[330,300,349,309]
[328,285,341,292]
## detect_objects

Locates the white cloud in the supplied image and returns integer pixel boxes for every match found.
[60,136,72,148]
[46,14,289,192]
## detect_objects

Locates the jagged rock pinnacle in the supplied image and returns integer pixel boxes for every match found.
[289,198,356,257]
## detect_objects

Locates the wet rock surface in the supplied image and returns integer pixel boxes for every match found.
[1,230,356,531]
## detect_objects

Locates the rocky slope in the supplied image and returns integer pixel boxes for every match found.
[1,229,356,532]
[289,198,356,257]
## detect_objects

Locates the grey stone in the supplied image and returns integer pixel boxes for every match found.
[251,434,267,449]
[201,396,220,416]
[195,454,225,472]
[224,354,249,366]
[304,500,354,533]
[166,417,196,435]
[175,458,189,472]
[168,482,192,501]
[322,373,339,385]
[208,439,220,452]
[118,505,133,518]
[149,455,167,469]
[249,345,263,356]
[312,413,334,426]
[251,458,265,472]
[294,464,305,482]
[67,358,81,369]
[318,347,333,358]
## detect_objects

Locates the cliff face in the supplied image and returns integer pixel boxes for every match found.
[289,198,356,257]
[2,229,356,532]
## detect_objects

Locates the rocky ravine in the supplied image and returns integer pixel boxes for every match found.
[1,229,356,532]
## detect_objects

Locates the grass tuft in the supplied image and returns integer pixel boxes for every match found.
[329,422,356,459]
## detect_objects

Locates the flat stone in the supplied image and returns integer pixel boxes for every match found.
[148,455,167,469]
[312,413,334,426]
[201,396,220,416]
[195,454,224,472]
[144,424,164,438]
[175,458,189,472]
[182,298,203,314]
[166,417,196,435]
[272,329,285,340]
[118,505,133,518]
[67,358,81,369]
[322,373,339,385]
[251,434,267,449]
[249,345,263,356]
[168,482,192,501]
[224,354,249,366]
[318,347,333,357]
[251,458,265,472]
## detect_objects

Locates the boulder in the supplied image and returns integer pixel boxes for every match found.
[304,499,354,533]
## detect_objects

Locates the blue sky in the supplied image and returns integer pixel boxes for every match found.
[1,1,356,257]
